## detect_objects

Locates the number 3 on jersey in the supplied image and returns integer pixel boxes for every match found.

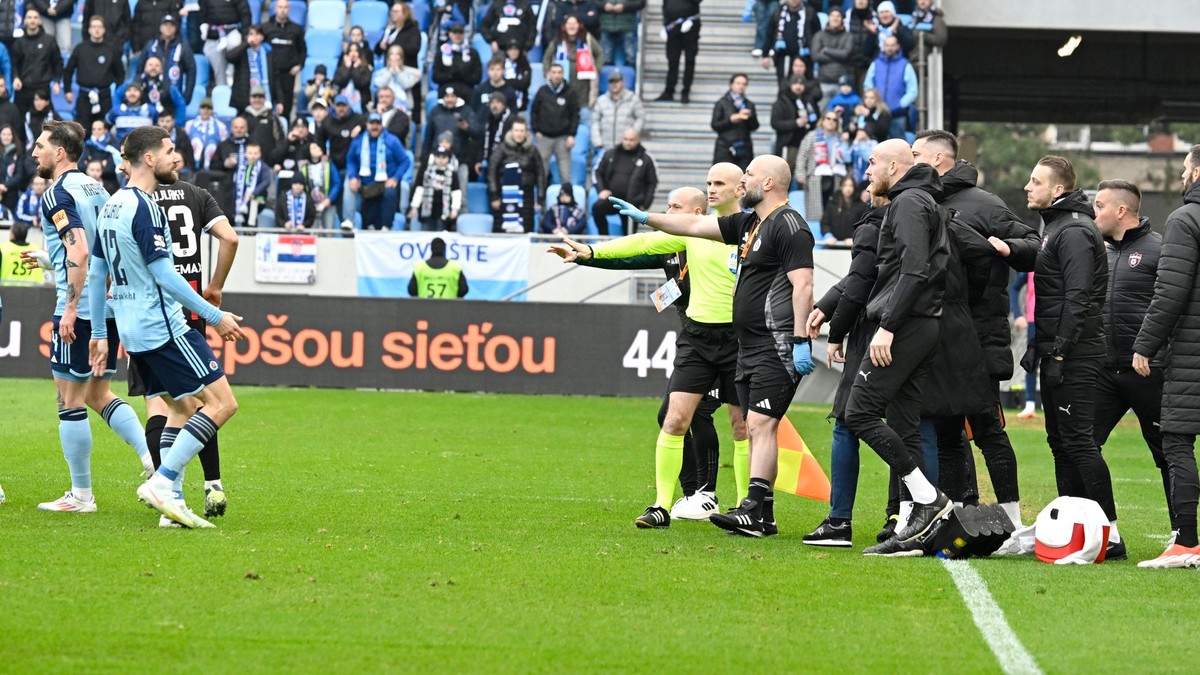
[166,205,198,258]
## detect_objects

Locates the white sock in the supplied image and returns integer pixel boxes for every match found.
[1000,501,1022,527]
[204,480,223,490]
[140,452,154,474]
[1109,520,1121,543]
[73,487,93,501]
[902,468,938,504]
[897,501,914,532]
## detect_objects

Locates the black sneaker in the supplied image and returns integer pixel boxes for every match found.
[635,505,670,529]
[863,536,924,557]
[653,91,675,102]
[895,492,953,543]
[802,518,852,547]
[1105,539,1128,562]
[763,520,778,537]
[876,514,899,542]
[709,499,764,537]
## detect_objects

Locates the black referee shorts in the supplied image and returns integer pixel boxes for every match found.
[668,319,739,405]
[128,316,209,398]
[735,339,798,420]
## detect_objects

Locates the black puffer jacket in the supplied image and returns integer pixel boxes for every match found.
[592,143,658,210]
[866,163,949,331]
[815,207,881,421]
[711,93,758,158]
[1105,217,1161,369]
[941,160,1040,380]
[770,85,815,150]
[1134,181,1200,433]
[1032,190,1107,360]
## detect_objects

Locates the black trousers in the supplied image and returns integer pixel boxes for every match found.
[665,393,721,496]
[270,67,297,119]
[663,28,699,96]
[845,317,940,481]
[1040,356,1118,521]
[1094,367,1174,529]
[1160,431,1200,545]
[959,383,1021,503]
[591,198,633,236]
[74,88,113,132]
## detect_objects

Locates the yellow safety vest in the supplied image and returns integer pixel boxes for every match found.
[0,240,42,285]
[413,260,463,298]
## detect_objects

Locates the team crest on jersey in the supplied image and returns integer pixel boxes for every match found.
[752,238,762,252]
[1130,252,1142,268]
[154,234,167,249]
[98,55,106,64]
[503,4,516,15]
[209,360,219,371]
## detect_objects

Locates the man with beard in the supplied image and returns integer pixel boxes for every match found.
[87,125,245,528]
[20,120,154,513]
[479,92,513,177]
[611,155,815,537]
[1132,147,1200,568]
[1021,155,1122,559]
[127,149,239,523]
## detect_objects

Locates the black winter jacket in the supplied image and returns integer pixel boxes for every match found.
[866,163,949,331]
[487,129,547,201]
[480,0,537,50]
[711,92,758,158]
[770,85,815,150]
[1104,218,1161,370]
[593,143,657,210]
[941,160,1039,379]
[83,0,132,45]
[1134,181,1200,432]
[530,82,579,138]
[12,29,61,86]
[1032,190,1107,360]
[432,45,482,99]
[131,0,181,54]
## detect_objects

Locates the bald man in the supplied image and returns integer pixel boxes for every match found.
[843,138,953,557]
[611,155,816,537]
[552,169,750,528]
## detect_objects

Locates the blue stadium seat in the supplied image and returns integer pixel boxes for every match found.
[466,182,490,213]
[788,190,807,219]
[186,85,206,119]
[249,0,262,25]
[351,0,390,46]
[818,11,828,29]
[307,29,344,61]
[544,183,585,209]
[52,85,75,121]
[456,213,493,234]
[527,45,542,62]
[307,0,347,30]
[471,33,492,68]
[288,0,308,26]
[898,13,914,28]
[528,62,545,96]
[417,32,429,72]
[411,0,431,31]
[597,66,636,95]
[193,54,210,92]
[211,85,236,120]
[300,56,327,86]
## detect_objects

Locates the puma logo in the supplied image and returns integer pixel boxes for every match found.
[1058,405,1072,415]
[859,370,871,381]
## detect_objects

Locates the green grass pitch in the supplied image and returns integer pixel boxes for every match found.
[0,378,1195,672]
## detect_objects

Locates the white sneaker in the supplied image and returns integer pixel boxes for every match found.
[159,515,184,528]
[172,500,216,529]
[340,219,354,231]
[38,491,97,512]
[1017,402,1037,419]
[750,48,763,57]
[137,480,189,525]
[670,492,719,520]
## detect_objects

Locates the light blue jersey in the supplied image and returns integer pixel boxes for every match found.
[91,187,190,354]
[41,169,112,319]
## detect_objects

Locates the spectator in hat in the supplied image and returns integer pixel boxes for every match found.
[131,0,182,60]
[304,64,337,112]
[826,74,862,130]
[64,15,126,131]
[107,82,157,142]
[501,41,533,109]
[409,146,462,232]
[872,1,915,57]
[316,94,366,173]
[277,173,316,230]
[431,0,470,52]
[263,0,307,119]
[333,42,374,112]
[373,44,422,110]
[281,114,314,171]
[480,91,515,176]
[470,57,518,116]
[375,87,411,148]
[185,98,229,171]
[530,63,578,183]
[423,84,478,187]
[544,14,603,111]
[591,67,644,153]
[480,0,537,54]
[812,7,855,107]
[433,23,481,102]
[347,111,410,230]
[140,14,197,106]
[591,128,656,234]
[243,85,287,167]
[540,181,587,235]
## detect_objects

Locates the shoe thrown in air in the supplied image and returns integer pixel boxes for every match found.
[709,498,764,537]
[876,514,899,542]
[635,505,670,529]
[894,492,953,543]
[37,491,97,513]
[802,518,853,547]
[205,484,227,518]
[1137,543,1200,569]
[863,536,924,557]
[137,479,190,526]
[670,492,719,521]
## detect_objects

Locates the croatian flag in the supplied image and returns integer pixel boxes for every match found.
[278,235,317,263]
[255,234,318,284]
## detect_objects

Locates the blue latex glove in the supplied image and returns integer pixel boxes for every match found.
[799,47,810,57]
[609,196,648,224]
[793,340,815,376]
[742,8,753,21]
[774,39,786,52]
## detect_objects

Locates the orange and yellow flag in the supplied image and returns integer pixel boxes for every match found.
[775,416,831,501]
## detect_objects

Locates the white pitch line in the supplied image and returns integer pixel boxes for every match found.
[941,559,1043,675]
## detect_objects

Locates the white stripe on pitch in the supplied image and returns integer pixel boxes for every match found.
[941,559,1042,675]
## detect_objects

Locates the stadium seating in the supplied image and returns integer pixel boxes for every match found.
[250,0,262,25]
[307,29,345,62]
[211,85,236,120]
[307,0,347,30]
[193,54,210,93]
[417,32,429,73]
[545,183,586,209]
[456,213,493,234]
[472,33,493,66]
[466,182,490,214]
[288,0,308,26]
[788,190,807,220]
[351,0,390,47]
[411,0,431,31]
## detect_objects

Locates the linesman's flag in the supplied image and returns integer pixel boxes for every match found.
[775,416,831,501]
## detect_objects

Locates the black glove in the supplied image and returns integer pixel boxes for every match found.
[1019,345,1037,373]
[1042,357,1064,387]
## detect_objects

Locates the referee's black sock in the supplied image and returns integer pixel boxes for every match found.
[145,415,167,470]
[762,491,775,523]
[747,478,770,519]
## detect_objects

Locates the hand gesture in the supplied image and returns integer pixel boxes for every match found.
[546,236,591,262]
[214,311,246,341]
[805,307,826,339]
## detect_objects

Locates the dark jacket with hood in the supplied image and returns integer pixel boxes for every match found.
[941,160,1040,380]
[711,91,759,158]
[1105,217,1161,370]
[1134,180,1200,432]
[865,163,949,331]
[487,128,547,201]
[592,142,657,210]
[1031,189,1107,360]
[770,84,816,150]
[423,94,479,163]
[316,109,366,169]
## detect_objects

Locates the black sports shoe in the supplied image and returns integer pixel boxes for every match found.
[635,505,670,529]
[862,536,924,557]
[1105,539,1128,562]
[654,91,675,102]
[709,499,764,537]
[763,520,778,537]
[802,518,852,547]
[876,514,899,543]
[895,492,953,543]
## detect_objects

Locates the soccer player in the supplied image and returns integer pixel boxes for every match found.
[24,119,154,513]
[611,155,816,537]
[87,126,245,528]
[552,164,751,528]
[135,149,239,519]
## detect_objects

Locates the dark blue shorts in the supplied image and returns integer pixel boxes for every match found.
[130,328,224,400]
[50,316,119,382]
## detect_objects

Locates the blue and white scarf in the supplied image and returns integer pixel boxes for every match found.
[359,134,388,182]
[286,191,306,226]
[248,46,271,104]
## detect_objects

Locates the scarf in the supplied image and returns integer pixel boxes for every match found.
[775,5,806,44]
[235,158,260,207]
[187,117,225,169]
[286,190,306,226]
[729,92,746,111]
[306,160,331,202]
[248,46,270,103]
[420,162,454,218]
[485,108,511,163]
[359,134,388,181]
[149,39,185,86]
[504,57,518,80]
[812,130,846,176]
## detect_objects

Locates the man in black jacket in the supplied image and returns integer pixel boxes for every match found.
[1092,179,1175,543]
[844,139,953,557]
[316,95,365,173]
[530,64,578,184]
[758,0,820,85]
[1132,147,1200,568]
[63,16,125,130]
[710,73,758,170]
[141,15,197,107]
[432,24,481,102]
[263,0,305,119]
[131,0,181,59]
[591,129,657,235]
[1022,155,1123,559]
[12,9,61,114]
[913,130,1039,529]
[480,0,537,53]
[82,0,131,49]
[655,0,700,103]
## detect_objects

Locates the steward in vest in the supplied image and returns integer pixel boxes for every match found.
[0,221,44,285]
[408,237,468,298]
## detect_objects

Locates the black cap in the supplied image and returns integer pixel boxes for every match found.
[160,14,177,24]
[433,146,451,157]
[837,74,852,86]
[315,64,327,75]
[449,22,465,32]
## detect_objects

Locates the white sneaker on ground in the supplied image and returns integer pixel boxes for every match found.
[38,491,97,512]
[174,500,216,529]
[159,515,184,528]
[1017,402,1037,419]
[137,480,189,525]
[750,48,763,57]
[670,492,719,520]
